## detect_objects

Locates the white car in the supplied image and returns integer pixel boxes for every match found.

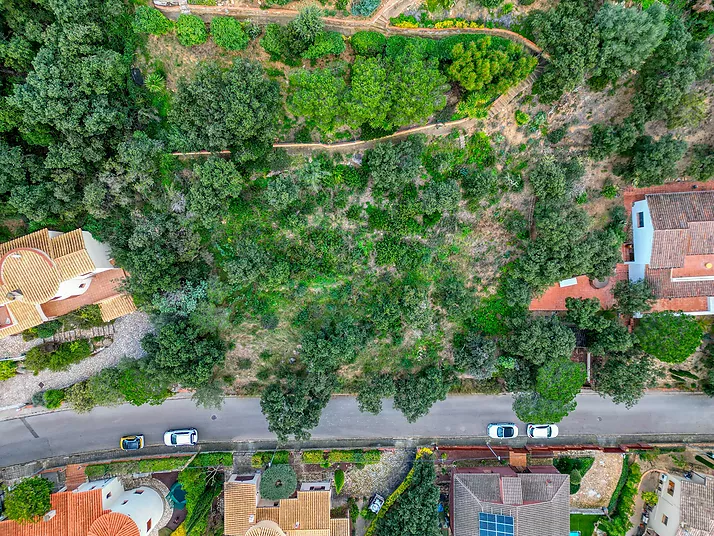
[164,428,198,446]
[487,423,518,439]
[527,424,559,439]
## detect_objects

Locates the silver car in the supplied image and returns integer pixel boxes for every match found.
[487,423,518,439]
[164,428,198,446]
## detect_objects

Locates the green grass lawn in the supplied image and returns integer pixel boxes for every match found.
[570,514,600,536]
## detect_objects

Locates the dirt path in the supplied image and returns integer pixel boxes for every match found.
[570,451,624,509]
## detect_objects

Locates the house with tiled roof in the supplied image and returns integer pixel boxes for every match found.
[451,468,570,536]
[0,228,137,339]
[224,473,349,536]
[647,472,714,536]
[0,477,165,536]
[628,191,714,315]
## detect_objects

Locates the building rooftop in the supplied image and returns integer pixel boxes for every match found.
[677,476,714,536]
[0,489,140,536]
[224,479,349,536]
[451,471,570,536]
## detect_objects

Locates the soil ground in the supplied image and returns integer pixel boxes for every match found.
[567,451,624,509]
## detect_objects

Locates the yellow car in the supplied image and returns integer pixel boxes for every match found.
[120,435,145,451]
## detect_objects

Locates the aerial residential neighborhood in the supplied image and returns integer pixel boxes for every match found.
[1,0,713,534]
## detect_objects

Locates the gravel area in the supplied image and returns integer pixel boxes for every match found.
[570,451,624,508]
[0,312,153,409]
[343,448,415,498]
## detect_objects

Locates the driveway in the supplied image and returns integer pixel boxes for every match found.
[2,392,714,467]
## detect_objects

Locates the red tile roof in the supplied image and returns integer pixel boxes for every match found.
[650,296,710,313]
[0,489,138,536]
[645,267,714,299]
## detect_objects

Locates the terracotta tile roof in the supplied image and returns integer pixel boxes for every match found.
[0,249,62,304]
[224,482,258,536]
[0,489,108,536]
[529,265,628,312]
[650,296,710,313]
[679,476,714,536]
[55,251,96,281]
[0,229,52,258]
[87,513,140,536]
[224,483,348,536]
[0,301,44,337]
[329,520,349,536]
[646,192,714,269]
[98,294,137,322]
[50,229,86,258]
[645,267,714,299]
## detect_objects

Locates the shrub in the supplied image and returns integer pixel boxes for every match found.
[24,339,93,373]
[259,465,298,500]
[303,450,326,464]
[601,182,619,199]
[642,491,658,506]
[351,0,381,16]
[570,469,582,485]
[252,450,290,467]
[635,312,703,363]
[515,110,530,125]
[22,320,62,341]
[133,6,174,35]
[0,360,17,381]
[176,14,208,47]
[334,469,345,494]
[696,455,714,469]
[43,389,65,409]
[3,477,53,522]
[351,31,387,56]
[477,0,502,6]
[303,31,345,59]
[211,16,249,50]
[66,305,105,329]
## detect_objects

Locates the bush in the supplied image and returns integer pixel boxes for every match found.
[696,455,714,469]
[303,450,326,464]
[133,6,174,35]
[259,465,298,500]
[635,312,703,363]
[334,469,345,494]
[351,31,387,56]
[3,477,53,522]
[252,450,290,467]
[351,0,381,16]
[515,110,530,125]
[0,360,17,381]
[211,16,249,50]
[22,320,62,341]
[570,469,582,486]
[601,460,641,536]
[477,0,502,6]
[303,31,345,59]
[24,339,93,374]
[43,389,65,409]
[176,14,208,46]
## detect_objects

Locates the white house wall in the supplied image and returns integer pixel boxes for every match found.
[649,473,682,536]
[111,486,164,536]
[82,231,114,270]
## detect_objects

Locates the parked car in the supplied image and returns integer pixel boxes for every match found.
[368,494,385,514]
[163,428,198,447]
[120,435,144,451]
[526,424,559,439]
[487,423,518,439]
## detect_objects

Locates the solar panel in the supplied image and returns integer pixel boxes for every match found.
[479,513,514,536]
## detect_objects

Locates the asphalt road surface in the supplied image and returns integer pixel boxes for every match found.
[1,393,713,467]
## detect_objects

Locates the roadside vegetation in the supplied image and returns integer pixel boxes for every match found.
[0,0,712,440]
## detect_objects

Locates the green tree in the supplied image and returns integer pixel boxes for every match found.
[642,491,659,506]
[621,135,687,187]
[687,144,714,182]
[350,31,387,56]
[613,279,655,316]
[176,14,207,46]
[3,477,53,522]
[635,312,703,363]
[504,316,576,366]
[210,16,249,51]
[345,56,388,129]
[188,157,243,226]
[288,68,346,133]
[453,331,498,379]
[535,357,585,406]
[260,465,298,500]
[529,155,567,199]
[142,318,226,388]
[260,370,338,441]
[303,31,345,59]
[386,43,447,128]
[594,351,656,408]
[421,179,461,214]
[393,365,453,423]
[529,0,599,102]
[375,457,441,536]
[364,137,424,195]
[170,59,280,155]
[117,363,172,406]
[133,6,173,35]
[591,2,667,84]
[356,374,395,414]
[512,391,576,423]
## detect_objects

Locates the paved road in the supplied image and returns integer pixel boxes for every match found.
[1,393,713,467]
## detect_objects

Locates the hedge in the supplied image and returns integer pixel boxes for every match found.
[251,450,290,468]
[600,461,642,536]
[191,452,233,467]
[86,457,193,479]
[608,455,631,513]
[696,455,714,469]
[364,448,432,536]
[302,449,381,465]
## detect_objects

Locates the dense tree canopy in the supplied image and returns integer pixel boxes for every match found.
[3,477,53,522]
[595,351,657,407]
[503,316,576,366]
[635,312,704,363]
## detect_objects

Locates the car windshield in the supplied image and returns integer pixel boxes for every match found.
[171,433,180,445]
[499,427,513,438]
[123,438,140,449]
